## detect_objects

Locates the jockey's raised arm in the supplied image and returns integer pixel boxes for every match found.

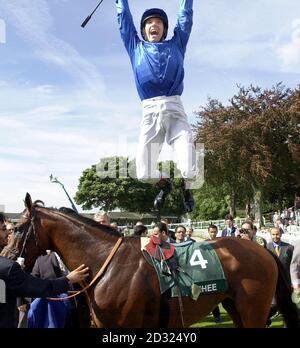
[116,0,140,55]
[173,0,193,51]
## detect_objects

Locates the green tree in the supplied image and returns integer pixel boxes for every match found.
[191,182,228,220]
[75,157,187,216]
[75,157,155,212]
[194,84,299,224]
[194,96,249,218]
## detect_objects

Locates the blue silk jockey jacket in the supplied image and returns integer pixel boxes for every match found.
[116,0,193,101]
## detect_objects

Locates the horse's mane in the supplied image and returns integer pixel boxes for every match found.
[56,206,122,237]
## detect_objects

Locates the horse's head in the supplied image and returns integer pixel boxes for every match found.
[1,193,49,271]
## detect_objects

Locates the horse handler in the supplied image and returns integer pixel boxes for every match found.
[0,256,89,328]
[116,0,196,212]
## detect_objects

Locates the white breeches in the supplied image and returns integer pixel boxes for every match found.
[136,95,196,181]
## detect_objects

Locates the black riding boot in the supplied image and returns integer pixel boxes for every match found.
[181,179,195,213]
[154,178,173,210]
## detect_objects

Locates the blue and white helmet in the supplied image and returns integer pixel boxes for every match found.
[140,8,169,41]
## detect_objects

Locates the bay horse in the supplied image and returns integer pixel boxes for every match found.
[2,193,299,328]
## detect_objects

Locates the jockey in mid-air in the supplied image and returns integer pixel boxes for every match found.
[116,0,196,213]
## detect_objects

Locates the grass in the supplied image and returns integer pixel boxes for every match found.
[190,304,286,328]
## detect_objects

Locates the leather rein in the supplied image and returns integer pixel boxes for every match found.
[48,237,123,301]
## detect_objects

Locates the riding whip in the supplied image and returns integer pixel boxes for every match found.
[81,0,104,28]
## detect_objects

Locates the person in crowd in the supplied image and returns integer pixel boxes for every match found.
[150,221,156,229]
[267,227,294,284]
[110,222,119,231]
[266,227,294,325]
[207,224,222,323]
[295,210,300,226]
[174,225,186,243]
[4,222,14,245]
[217,214,236,237]
[286,219,298,234]
[121,225,131,237]
[94,211,110,226]
[0,214,26,328]
[185,226,196,242]
[27,250,84,328]
[282,218,289,232]
[152,222,175,243]
[0,213,9,254]
[160,219,175,240]
[207,224,218,241]
[274,218,285,235]
[288,208,294,220]
[281,208,289,221]
[115,0,196,213]
[253,225,267,247]
[0,256,89,328]
[1,220,30,328]
[238,220,267,247]
[133,224,148,237]
[272,211,279,224]
[290,242,300,298]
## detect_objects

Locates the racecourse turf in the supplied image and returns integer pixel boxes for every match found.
[190,304,286,328]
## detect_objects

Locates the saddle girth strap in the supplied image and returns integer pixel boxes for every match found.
[172,271,185,328]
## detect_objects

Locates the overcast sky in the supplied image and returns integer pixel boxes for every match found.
[0,0,300,213]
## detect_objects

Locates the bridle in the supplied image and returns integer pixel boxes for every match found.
[2,210,40,260]
[4,206,124,328]
[17,200,45,259]
[19,213,40,259]
[17,209,124,304]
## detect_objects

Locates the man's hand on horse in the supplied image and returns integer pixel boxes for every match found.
[66,264,89,283]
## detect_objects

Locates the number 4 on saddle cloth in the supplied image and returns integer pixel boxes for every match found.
[142,236,228,300]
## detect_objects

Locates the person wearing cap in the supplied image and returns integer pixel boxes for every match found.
[116,0,195,213]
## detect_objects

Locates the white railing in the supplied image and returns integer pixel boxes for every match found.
[123,220,300,245]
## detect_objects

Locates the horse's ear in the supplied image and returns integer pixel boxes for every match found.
[25,193,32,211]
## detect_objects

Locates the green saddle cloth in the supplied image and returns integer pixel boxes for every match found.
[145,241,228,300]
